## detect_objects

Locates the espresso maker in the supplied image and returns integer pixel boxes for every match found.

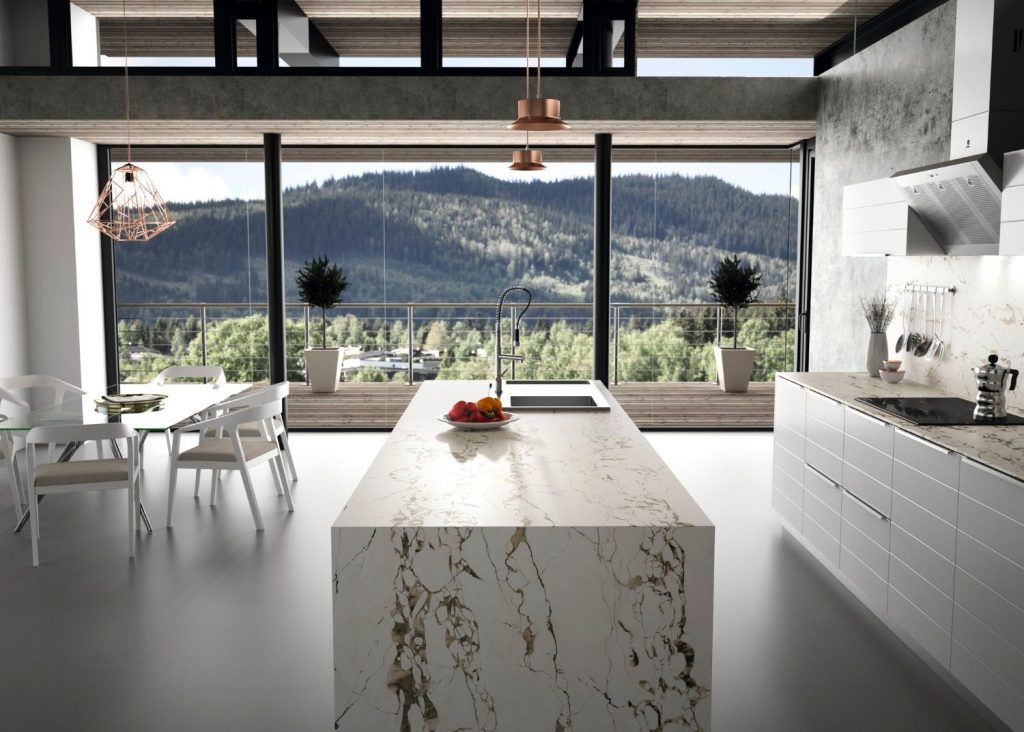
[973,354,1019,421]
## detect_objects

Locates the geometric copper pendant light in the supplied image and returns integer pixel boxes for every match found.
[88,0,174,241]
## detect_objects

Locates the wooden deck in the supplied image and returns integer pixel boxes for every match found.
[287,381,774,430]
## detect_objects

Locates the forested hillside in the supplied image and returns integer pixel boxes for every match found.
[114,167,797,305]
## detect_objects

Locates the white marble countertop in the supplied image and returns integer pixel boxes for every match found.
[333,380,712,529]
[780,372,1024,483]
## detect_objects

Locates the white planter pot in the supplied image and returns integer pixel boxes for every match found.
[304,348,341,393]
[714,346,756,393]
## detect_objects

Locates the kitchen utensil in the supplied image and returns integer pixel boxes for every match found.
[973,354,1020,421]
[895,290,909,353]
[878,369,906,384]
[438,412,520,431]
[913,291,933,357]
[925,291,945,361]
[906,291,922,352]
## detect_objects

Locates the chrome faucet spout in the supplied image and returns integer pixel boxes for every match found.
[495,286,532,399]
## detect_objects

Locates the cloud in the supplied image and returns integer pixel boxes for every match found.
[135,163,243,204]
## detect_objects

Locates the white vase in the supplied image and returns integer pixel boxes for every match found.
[304,348,341,392]
[714,346,756,393]
[866,333,888,378]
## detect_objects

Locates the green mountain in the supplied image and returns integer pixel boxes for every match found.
[113,167,797,306]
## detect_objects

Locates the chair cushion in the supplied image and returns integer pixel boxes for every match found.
[178,438,277,464]
[35,459,131,487]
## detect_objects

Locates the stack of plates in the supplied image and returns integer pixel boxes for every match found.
[94,393,168,414]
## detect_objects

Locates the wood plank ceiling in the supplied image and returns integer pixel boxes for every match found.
[79,0,900,59]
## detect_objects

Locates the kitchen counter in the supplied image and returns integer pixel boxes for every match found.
[779,372,1024,482]
[332,380,713,731]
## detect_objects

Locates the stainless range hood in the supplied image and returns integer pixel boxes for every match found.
[888,0,1024,255]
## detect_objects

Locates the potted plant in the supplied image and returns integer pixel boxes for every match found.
[297,255,349,393]
[709,255,762,393]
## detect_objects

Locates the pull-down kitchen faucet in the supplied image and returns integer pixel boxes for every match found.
[494,286,532,399]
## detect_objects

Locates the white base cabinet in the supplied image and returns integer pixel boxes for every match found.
[772,375,1024,731]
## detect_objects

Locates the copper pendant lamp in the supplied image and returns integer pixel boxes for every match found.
[88,0,174,242]
[508,0,569,132]
[509,133,547,172]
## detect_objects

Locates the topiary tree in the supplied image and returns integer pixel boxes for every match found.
[708,255,762,349]
[296,256,349,350]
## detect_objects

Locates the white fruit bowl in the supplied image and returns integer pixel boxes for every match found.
[879,369,906,384]
[438,413,519,431]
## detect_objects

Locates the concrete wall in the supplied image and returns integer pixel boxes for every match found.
[810,0,957,371]
[17,137,106,390]
[0,133,27,377]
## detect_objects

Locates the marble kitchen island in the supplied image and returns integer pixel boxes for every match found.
[332,380,714,731]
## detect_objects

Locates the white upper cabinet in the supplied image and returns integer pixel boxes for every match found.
[842,179,942,257]
[1001,149,1024,255]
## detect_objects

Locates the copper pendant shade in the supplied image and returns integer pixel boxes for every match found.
[509,148,547,171]
[508,98,570,132]
[88,163,176,241]
[89,0,174,242]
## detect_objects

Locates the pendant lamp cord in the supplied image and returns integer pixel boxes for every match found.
[536,0,542,98]
[525,0,530,100]
[122,0,132,162]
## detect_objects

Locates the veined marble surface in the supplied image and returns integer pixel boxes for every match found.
[333,381,714,731]
[780,372,1024,483]
[333,380,712,529]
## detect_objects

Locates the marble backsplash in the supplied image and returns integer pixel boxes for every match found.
[884,256,1024,411]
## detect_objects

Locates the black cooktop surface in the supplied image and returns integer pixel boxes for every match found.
[856,397,1024,426]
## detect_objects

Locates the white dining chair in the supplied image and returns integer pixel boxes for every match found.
[151,366,227,453]
[0,374,87,409]
[167,400,292,532]
[24,423,140,567]
[0,385,30,528]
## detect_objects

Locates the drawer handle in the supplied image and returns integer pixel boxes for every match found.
[962,457,1019,484]
[849,408,886,428]
[808,392,839,408]
[844,489,888,521]
[807,464,840,490]
[898,430,951,455]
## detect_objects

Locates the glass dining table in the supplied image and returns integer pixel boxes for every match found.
[0,383,251,534]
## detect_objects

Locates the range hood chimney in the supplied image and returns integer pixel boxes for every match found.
[891,0,1024,255]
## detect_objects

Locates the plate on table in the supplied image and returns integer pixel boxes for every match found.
[437,413,519,431]
[95,393,168,414]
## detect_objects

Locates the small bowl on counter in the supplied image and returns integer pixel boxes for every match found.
[882,359,903,372]
[879,369,906,384]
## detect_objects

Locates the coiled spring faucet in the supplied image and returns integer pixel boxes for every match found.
[494,286,532,399]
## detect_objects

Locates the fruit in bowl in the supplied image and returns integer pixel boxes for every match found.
[447,397,507,423]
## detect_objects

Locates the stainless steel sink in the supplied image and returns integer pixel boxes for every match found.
[508,395,599,409]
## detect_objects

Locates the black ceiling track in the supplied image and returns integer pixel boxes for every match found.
[814,0,950,75]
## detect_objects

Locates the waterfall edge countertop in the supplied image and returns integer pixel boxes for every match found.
[333,379,712,529]
[780,372,1024,483]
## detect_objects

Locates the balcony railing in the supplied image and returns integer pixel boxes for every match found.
[114,301,796,386]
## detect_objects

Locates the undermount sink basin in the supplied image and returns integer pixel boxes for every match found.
[508,395,599,408]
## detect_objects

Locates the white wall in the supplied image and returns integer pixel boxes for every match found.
[0,0,50,66]
[69,2,98,67]
[17,137,106,390]
[0,133,28,377]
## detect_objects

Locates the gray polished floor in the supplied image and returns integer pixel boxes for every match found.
[0,432,995,731]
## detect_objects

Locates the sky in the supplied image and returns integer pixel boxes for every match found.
[138,161,801,205]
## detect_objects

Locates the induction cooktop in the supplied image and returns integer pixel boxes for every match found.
[856,397,1024,426]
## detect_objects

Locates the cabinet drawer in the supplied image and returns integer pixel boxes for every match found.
[958,492,1024,570]
[951,641,1024,732]
[843,434,893,488]
[774,465,803,508]
[892,459,958,526]
[843,462,892,518]
[842,489,891,554]
[840,546,887,616]
[805,438,843,486]
[890,555,953,631]
[845,407,894,456]
[891,523,955,598]
[803,511,840,566]
[774,443,803,483]
[773,487,803,530]
[776,376,805,409]
[806,391,844,432]
[956,567,1024,657]
[806,413,844,461]
[953,604,1024,695]
[891,491,956,563]
[841,516,889,582]
[775,424,804,461]
[775,398,805,436]
[805,464,842,516]
[888,585,952,668]
[960,458,1024,529]
[956,531,1024,612]
[894,430,959,488]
